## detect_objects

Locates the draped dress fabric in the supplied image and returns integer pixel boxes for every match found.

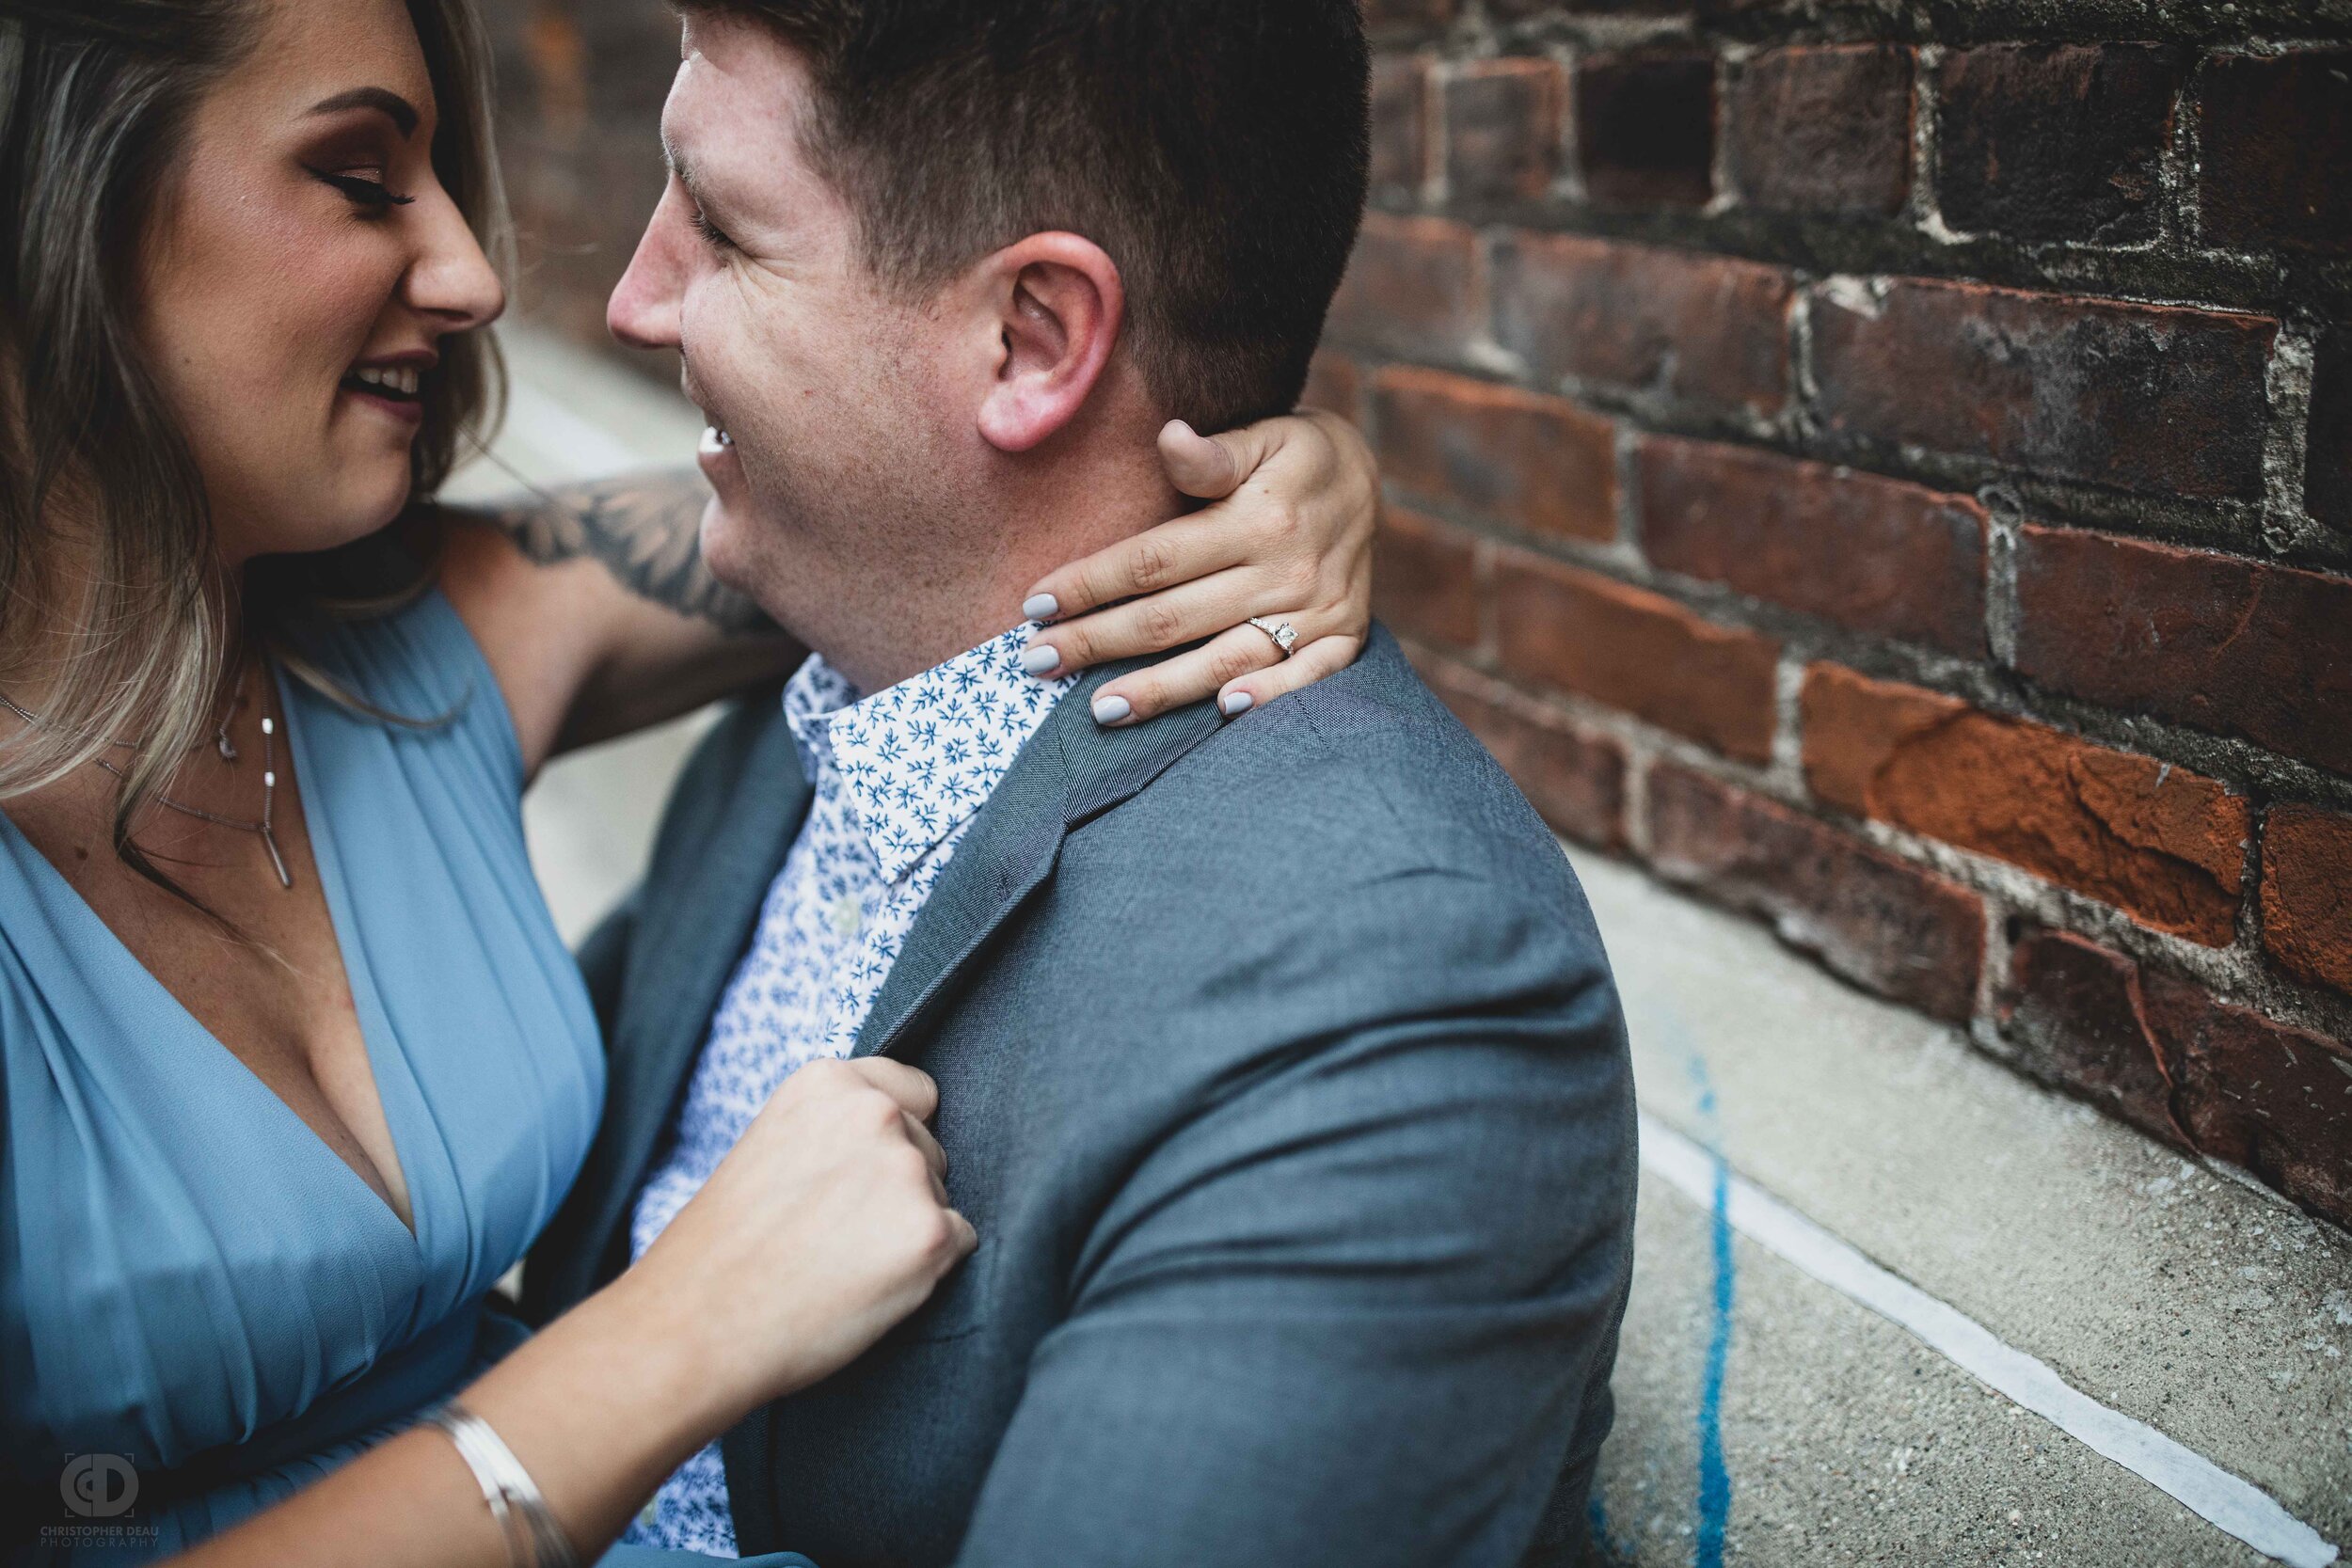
[0,592,806,1567]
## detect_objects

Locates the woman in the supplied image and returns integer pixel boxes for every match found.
[0,0,1379,1563]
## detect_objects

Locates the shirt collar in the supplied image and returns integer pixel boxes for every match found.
[783,625,1075,884]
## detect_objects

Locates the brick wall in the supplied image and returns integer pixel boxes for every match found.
[482,0,2352,1229]
[1333,1,2352,1230]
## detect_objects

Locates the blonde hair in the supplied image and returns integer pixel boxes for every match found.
[0,0,511,905]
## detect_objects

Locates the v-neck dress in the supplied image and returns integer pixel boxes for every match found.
[0,591,604,1562]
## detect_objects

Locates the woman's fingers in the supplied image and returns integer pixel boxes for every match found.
[850,1058,939,1123]
[1216,632,1362,718]
[1158,417,1279,500]
[1025,561,1293,678]
[1017,512,1249,627]
[1088,625,1285,724]
[902,1113,948,1183]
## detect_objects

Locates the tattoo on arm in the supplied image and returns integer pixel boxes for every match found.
[491,470,773,636]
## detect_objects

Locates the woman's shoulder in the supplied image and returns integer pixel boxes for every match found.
[275,542,525,791]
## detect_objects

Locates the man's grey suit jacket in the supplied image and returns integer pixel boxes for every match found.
[524,626,1637,1568]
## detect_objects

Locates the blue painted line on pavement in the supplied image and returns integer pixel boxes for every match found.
[1688,1054,1735,1568]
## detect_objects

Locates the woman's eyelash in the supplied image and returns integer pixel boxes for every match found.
[691,209,735,250]
[307,167,416,210]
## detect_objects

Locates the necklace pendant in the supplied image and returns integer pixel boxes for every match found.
[261,827,293,890]
[216,735,239,762]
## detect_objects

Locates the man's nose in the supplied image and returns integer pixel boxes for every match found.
[609,182,690,350]
[405,185,505,335]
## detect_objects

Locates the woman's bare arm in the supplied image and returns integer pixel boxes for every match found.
[436,468,803,781]
[169,1059,971,1568]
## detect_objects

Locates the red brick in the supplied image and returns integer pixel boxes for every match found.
[1369,55,1430,202]
[1934,44,2182,245]
[1493,234,1792,420]
[1802,664,2249,945]
[1496,553,1779,762]
[1300,351,1361,425]
[1374,506,1483,654]
[1419,657,1629,848]
[1725,45,1913,217]
[1646,764,1986,1021]
[1576,52,1717,209]
[2012,527,2352,776]
[1808,278,2277,499]
[2309,333,2352,534]
[2004,931,2352,1227]
[1637,436,1986,656]
[1374,367,1616,543]
[1444,58,1563,204]
[2196,50,2352,254]
[2263,804,2352,999]
[1326,213,1484,363]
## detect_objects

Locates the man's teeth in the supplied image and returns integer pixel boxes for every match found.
[699,425,735,455]
[352,365,421,397]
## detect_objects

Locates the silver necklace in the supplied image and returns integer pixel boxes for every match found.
[0,668,293,890]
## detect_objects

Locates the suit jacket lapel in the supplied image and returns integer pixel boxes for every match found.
[582,703,813,1280]
[850,658,1226,1061]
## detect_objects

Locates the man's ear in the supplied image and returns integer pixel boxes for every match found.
[975,232,1124,454]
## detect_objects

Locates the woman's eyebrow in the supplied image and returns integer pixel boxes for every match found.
[306,87,421,138]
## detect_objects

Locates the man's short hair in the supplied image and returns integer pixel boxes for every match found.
[678,0,1371,433]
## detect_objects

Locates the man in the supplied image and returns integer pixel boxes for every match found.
[525,3,1637,1564]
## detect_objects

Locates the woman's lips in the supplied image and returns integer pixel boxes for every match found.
[339,374,425,427]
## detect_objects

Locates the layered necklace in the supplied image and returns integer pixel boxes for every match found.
[0,663,293,890]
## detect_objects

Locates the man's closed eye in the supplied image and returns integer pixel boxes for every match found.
[691,208,735,251]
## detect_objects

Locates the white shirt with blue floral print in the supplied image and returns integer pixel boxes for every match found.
[621,625,1075,1556]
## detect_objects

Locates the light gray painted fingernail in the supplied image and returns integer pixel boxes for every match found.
[1022,643,1062,676]
[1023,594,1060,621]
[1092,693,1132,725]
[1220,690,1254,718]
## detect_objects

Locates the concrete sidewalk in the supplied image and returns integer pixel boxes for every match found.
[471,323,2352,1568]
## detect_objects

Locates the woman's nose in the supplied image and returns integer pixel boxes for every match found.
[405,187,506,334]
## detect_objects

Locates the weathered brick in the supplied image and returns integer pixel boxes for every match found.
[1326,213,1484,363]
[1934,44,2182,245]
[1808,278,2277,499]
[2004,932,2352,1227]
[1445,57,1563,205]
[1374,367,1616,543]
[2012,527,2352,777]
[1369,55,1430,203]
[1496,553,1779,761]
[1646,764,1986,1021]
[2310,333,2352,538]
[1802,664,2249,945]
[1374,506,1483,654]
[2263,804,2352,999]
[1493,233,1792,420]
[1300,351,1361,425]
[1576,52,1716,209]
[1420,657,1629,847]
[1637,436,1986,656]
[2197,50,2352,255]
[1725,45,1913,217]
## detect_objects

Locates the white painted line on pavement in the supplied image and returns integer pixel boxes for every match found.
[1637,1109,2342,1568]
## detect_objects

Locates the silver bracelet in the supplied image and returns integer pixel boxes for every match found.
[424,1400,583,1568]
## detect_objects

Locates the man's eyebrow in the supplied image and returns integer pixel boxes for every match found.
[307,87,421,138]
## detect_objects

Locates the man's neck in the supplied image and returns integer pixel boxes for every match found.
[814,447,1186,697]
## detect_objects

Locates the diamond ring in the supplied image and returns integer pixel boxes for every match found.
[1246,616,1299,659]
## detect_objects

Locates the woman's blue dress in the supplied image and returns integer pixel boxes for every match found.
[0,592,805,1566]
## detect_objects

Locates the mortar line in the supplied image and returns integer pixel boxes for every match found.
[1635,1109,2341,1568]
